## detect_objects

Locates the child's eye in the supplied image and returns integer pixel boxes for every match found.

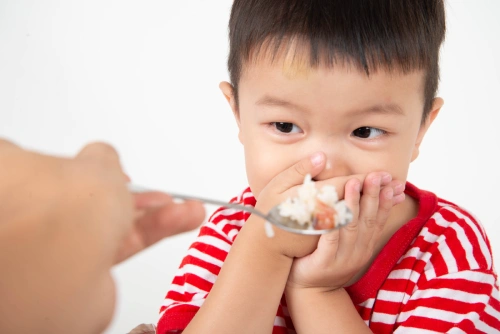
[352,127,386,139]
[271,122,302,134]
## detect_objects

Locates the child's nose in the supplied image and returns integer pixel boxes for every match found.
[312,152,351,181]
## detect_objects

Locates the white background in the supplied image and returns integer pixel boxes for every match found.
[0,1,499,333]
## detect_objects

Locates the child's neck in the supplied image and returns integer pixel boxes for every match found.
[381,194,420,251]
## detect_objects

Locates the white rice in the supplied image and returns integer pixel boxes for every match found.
[334,201,353,226]
[277,174,351,229]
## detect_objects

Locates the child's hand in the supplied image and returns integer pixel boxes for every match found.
[251,152,327,258]
[252,152,402,259]
[286,172,405,292]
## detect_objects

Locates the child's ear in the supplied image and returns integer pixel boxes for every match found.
[219,81,243,144]
[219,81,239,122]
[411,97,444,161]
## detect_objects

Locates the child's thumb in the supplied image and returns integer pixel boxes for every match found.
[270,152,326,194]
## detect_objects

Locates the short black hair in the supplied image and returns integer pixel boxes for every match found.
[227,0,446,120]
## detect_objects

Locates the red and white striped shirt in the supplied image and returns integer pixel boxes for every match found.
[157,182,500,333]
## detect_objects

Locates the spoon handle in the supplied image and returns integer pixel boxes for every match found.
[128,183,274,223]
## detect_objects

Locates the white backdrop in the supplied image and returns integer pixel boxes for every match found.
[0,1,499,333]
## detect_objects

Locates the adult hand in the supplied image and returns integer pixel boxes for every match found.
[74,142,206,264]
[116,190,205,263]
[0,139,205,334]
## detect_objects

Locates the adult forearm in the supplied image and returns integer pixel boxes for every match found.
[285,288,371,334]
[184,217,294,334]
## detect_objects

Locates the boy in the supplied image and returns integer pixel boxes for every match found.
[157,1,500,333]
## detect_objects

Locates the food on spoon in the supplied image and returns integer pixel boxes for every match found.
[277,174,352,230]
[313,199,337,229]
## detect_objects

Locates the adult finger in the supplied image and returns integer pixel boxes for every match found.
[116,199,206,263]
[133,191,174,210]
[0,139,21,158]
[0,138,18,149]
[76,142,122,169]
[138,200,206,244]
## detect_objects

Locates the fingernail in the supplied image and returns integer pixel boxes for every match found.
[381,173,392,183]
[393,193,405,204]
[394,182,405,194]
[310,152,324,166]
[354,180,361,192]
[385,188,394,199]
[372,176,382,185]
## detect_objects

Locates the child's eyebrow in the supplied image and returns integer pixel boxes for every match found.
[349,104,406,117]
[256,95,405,117]
[255,95,311,114]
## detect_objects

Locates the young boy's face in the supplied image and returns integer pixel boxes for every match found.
[221,54,442,199]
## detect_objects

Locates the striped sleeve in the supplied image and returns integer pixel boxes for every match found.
[393,203,500,333]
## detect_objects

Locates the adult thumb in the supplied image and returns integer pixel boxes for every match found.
[270,152,326,194]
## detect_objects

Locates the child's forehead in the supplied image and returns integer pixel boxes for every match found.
[241,37,419,82]
[242,51,424,87]
[239,46,426,115]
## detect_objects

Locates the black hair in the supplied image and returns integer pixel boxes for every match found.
[228,0,446,120]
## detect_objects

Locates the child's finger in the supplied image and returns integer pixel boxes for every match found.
[393,192,406,205]
[314,173,363,200]
[314,228,341,265]
[366,186,394,251]
[355,172,387,251]
[389,180,406,205]
[300,178,362,269]
[378,186,394,223]
[269,152,326,194]
[391,180,405,196]
[336,178,362,259]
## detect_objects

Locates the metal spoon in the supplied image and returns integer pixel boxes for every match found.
[128,184,350,235]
